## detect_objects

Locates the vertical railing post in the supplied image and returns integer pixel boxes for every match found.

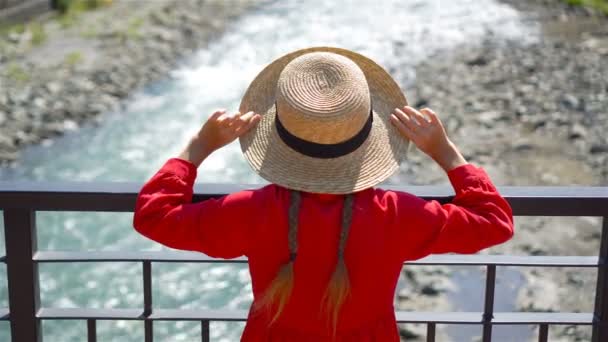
[4,209,41,342]
[143,261,153,342]
[426,323,435,342]
[482,265,496,342]
[593,216,608,342]
[87,319,97,342]
[201,320,210,342]
[538,324,548,342]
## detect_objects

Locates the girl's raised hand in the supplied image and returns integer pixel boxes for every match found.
[179,109,261,167]
[390,106,467,172]
[196,109,261,153]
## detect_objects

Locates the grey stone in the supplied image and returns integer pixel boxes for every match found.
[513,140,534,151]
[45,82,62,94]
[421,284,441,296]
[399,326,423,339]
[590,144,608,154]
[569,123,587,139]
[561,93,580,110]
[476,111,504,126]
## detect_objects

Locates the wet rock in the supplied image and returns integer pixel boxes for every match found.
[476,111,504,126]
[568,123,587,139]
[0,93,7,108]
[567,272,584,286]
[399,325,424,339]
[7,32,21,44]
[414,98,428,108]
[149,27,177,43]
[561,93,580,110]
[590,144,608,154]
[0,151,18,162]
[45,82,62,95]
[0,134,14,149]
[420,283,441,296]
[466,55,489,66]
[63,120,78,131]
[521,243,547,255]
[513,139,534,152]
[33,97,47,109]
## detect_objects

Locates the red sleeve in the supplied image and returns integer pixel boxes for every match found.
[132,158,262,259]
[385,164,514,261]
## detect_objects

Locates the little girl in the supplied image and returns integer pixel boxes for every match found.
[133,47,513,341]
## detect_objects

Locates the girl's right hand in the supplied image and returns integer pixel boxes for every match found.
[390,106,467,172]
[178,109,261,167]
[195,109,261,154]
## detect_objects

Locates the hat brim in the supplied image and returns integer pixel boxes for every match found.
[239,47,409,194]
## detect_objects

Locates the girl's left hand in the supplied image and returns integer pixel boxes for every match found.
[390,106,467,172]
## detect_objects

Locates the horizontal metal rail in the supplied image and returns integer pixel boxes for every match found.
[33,308,593,325]
[26,251,600,267]
[0,182,606,215]
[0,183,607,342]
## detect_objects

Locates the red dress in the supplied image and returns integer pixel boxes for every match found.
[133,158,514,341]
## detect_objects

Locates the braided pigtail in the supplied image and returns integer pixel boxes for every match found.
[254,190,301,324]
[322,193,354,335]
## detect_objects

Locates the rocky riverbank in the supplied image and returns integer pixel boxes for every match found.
[0,0,258,165]
[392,0,608,340]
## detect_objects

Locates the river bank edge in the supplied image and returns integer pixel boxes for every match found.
[0,0,262,166]
[394,0,607,340]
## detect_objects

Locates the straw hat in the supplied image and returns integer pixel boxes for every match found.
[239,47,409,194]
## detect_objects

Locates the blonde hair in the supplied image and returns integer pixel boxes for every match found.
[253,190,354,334]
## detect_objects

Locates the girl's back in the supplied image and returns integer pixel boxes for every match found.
[134,160,512,340]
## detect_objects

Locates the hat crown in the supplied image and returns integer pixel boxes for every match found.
[276,52,371,144]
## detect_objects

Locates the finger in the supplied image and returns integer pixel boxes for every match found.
[231,111,255,131]
[234,114,261,135]
[390,113,416,140]
[422,108,440,125]
[393,108,419,131]
[218,111,238,125]
[238,111,256,123]
[209,109,226,120]
[400,106,421,126]
[404,106,429,126]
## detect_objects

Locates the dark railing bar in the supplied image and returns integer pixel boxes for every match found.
[1,182,606,215]
[4,209,41,342]
[143,261,152,316]
[35,308,593,324]
[2,182,607,199]
[143,261,153,342]
[482,265,496,342]
[87,319,96,342]
[592,216,608,341]
[538,323,548,342]
[201,320,210,342]
[32,251,599,267]
[426,322,435,342]
[145,320,153,342]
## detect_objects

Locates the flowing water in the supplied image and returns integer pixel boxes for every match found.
[0,0,538,340]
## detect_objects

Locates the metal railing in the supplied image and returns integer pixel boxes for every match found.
[0,181,607,342]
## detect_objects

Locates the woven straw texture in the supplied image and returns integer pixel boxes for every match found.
[239,47,409,194]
